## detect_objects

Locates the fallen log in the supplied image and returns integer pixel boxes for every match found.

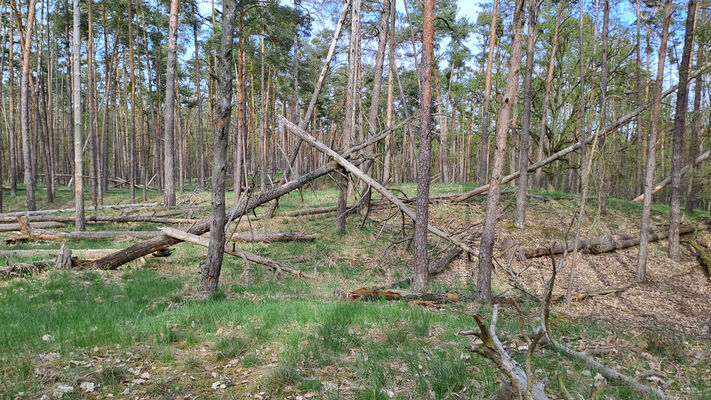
[160,227,318,280]
[0,202,159,217]
[222,232,317,243]
[87,125,395,270]
[334,287,468,303]
[686,239,711,278]
[552,283,634,303]
[5,230,162,244]
[386,247,463,289]
[632,149,711,202]
[281,117,479,256]
[0,221,65,232]
[0,249,118,258]
[523,224,708,258]
[453,62,711,202]
[0,215,198,224]
[0,262,51,280]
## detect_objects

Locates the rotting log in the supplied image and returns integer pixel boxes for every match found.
[160,227,318,280]
[87,125,397,270]
[221,232,317,243]
[0,262,51,280]
[0,249,132,258]
[334,287,468,303]
[5,230,162,244]
[523,224,708,258]
[452,62,711,202]
[0,215,198,224]
[686,239,711,278]
[632,149,711,202]
[385,247,462,288]
[0,221,65,232]
[281,117,479,256]
[0,202,159,217]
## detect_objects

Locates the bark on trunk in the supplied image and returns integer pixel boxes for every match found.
[668,0,697,260]
[476,0,525,302]
[19,0,38,210]
[477,0,498,185]
[72,0,85,231]
[514,0,539,228]
[163,0,179,206]
[200,0,236,292]
[637,0,672,283]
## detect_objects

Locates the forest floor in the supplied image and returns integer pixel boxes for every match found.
[1,182,710,399]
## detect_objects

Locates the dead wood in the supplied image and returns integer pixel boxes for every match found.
[0,202,159,217]
[0,249,131,258]
[386,247,462,288]
[281,117,478,256]
[0,261,51,280]
[459,305,550,400]
[452,62,711,203]
[55,244,72,270]
[632,149,711,202]
[86,126,395,270]
[0,215,198,224]
[335,287,468,303]
[686,239,711,278]
[552,283,634,303]
[5,229,162,244]
[159,227,318,280]
[0,221,65,232]
[523,224,708,258]
[221,232,317,243]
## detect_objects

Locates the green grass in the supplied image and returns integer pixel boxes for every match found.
[1,182,710,399]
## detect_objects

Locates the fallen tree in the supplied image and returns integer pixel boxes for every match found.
[453,62,711,202]
[0,261,51,280]
[0,221,65,232]
[334,287,469,303]
[85,120,408,270]
[0,215,199,224]
[160,227,317,280]
[523,224,708,258]
[0,202,159,217]
[223,232,317,243]
[281,117,479,256]
[632,149,711,202]
[0,249,118,258]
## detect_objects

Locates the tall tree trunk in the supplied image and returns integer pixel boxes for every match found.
[686,8,705,213]
[534,3,563,188]
[87,0,99,208]
[7,6,17,196]
[72,0,84,230]
[234,10,247,204]
[477,0,498,185]
[201,0,236,292]
[163,0,179,206]
[336,0,361,234]
[127,0,137,203]
[194,19,205,190]
[382,0,396,185]
[476,0,525,302]
[17,0,38,210]
[514,0,539,228]
[412,0,436,293]
[360,0,390,215]
[668,0,697,260]
[637,0,672,283]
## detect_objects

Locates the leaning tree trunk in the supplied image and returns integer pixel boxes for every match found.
[476,0,525,303]
[514,0,539,228]
[412,0,435,293]
[200,0,236,292]
[637,0,672,283]
[668,0,697,260]
[72,0,85,230]
[163,0,179,206]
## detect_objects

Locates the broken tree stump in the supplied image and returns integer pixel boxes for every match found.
[55,244,73,270]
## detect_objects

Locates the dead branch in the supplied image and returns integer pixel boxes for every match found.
[0,221,65,232]
[0,202,159,217]
[334,287,466,303]
[0,249,119,258]
[281,117,478,257]
[159,227,318,280]
[632,149,711,202]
